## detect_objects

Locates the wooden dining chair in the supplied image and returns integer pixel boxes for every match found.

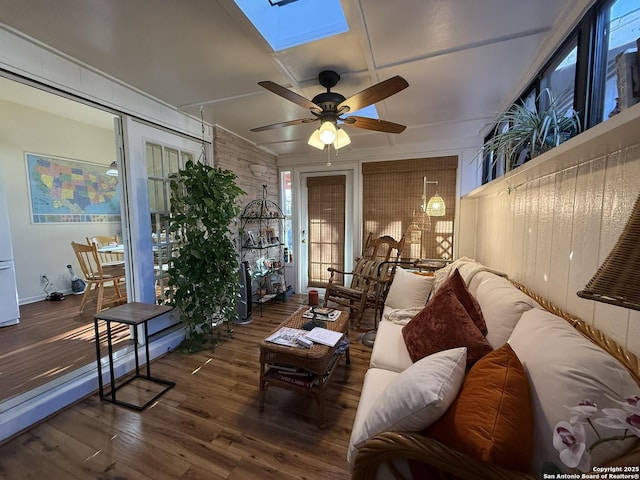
[86,235,124,265]
[71,241,127,313]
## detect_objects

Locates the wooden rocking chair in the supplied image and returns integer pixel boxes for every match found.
[323,233,405,328]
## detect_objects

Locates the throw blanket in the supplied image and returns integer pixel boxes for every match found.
[384,307,425,325]
[433,257,506,292]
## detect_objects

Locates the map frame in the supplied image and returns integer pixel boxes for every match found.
[25,152,121,224]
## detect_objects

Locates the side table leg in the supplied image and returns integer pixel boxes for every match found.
[106,320,116,402]
[94,319,104,399]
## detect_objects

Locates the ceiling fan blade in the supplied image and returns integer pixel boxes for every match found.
[337,76,409,113]
[343,116,406,134]
[250,117,317,132]
[258,81,321,112]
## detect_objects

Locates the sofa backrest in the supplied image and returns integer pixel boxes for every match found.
[468,271,539,349]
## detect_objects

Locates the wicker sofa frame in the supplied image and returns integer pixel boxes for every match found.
[351,281,640,480]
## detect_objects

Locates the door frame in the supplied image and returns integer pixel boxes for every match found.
[293,162,360,294]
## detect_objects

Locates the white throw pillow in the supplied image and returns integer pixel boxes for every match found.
[351,347,467,454]
[508,309,638,473]
[473,272,539,348]
[385,267,434,309]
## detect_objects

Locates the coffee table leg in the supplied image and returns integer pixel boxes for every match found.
[317,392,326,428]
[259,363,266,412]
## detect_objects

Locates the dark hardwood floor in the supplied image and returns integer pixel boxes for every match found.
[0,295,374,479]
[0,294,131,403]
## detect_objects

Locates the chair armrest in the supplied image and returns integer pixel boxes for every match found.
[352,432,536,480]
[327,267,354,276]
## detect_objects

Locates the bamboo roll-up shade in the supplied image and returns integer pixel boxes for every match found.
[307,175,346,287]
[362,157,457,260]
[577,194,640,311]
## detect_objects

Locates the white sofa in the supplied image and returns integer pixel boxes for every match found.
[348,260,640,479]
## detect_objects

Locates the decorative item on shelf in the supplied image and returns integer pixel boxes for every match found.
[577,194,640,311]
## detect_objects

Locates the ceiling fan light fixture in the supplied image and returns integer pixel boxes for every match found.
[333,128,351,149]
[318,121,337,144]
[307,129,325,149]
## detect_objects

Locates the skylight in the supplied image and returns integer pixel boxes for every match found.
[234,0,349,51]
[341,105,379,121]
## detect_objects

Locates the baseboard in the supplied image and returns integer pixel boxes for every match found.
[0,325,186,443]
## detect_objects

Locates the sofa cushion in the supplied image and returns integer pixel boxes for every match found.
[508,308,638,473]
[369,320,414,372]
[347,367,399,466]
[472,271,539,348]
[402,271,492,366]
[425,343,533,471]
[348,347,467,467]
[385,267,434,309]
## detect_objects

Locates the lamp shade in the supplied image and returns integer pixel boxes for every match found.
[318,121,337,144]
[105,161,118,176]
[426,194,445,216]
[577,194,640,311]
[334,128,351,149]
[308,129,325,149]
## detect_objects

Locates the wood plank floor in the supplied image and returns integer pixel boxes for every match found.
[0,294,131,403]
[0,296,374,480]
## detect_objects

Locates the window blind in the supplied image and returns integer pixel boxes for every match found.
[362,157,457,260]
[307,175,346,287]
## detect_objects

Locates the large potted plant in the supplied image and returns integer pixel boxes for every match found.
[168,160,245,352]
[482,88,581,173]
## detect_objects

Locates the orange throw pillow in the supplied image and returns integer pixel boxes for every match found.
[425,343,533,471]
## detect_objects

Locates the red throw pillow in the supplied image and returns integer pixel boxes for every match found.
[444,268,487,334]
[401,278,492,367]
[425,343,533,471]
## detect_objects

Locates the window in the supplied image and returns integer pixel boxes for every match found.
[541,40,578,114]
[146,143,193,303]
[233,0,348,51]
[280,170,293,263]
[599,0,640,122]
[481,0,640,185]
[307,175,345,287]
[362,157,457,261]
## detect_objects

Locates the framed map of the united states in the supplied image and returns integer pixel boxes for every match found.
[26,153,121,223]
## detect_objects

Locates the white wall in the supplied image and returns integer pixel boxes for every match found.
[0,99,119,302]
[0,27,207,140]
[460,104,640,357]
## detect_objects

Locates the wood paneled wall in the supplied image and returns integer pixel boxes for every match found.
[460,107,640,356]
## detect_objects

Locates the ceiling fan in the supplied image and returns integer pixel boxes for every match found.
[250,70,409,149]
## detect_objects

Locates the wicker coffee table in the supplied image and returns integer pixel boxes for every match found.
[259,307,350,427]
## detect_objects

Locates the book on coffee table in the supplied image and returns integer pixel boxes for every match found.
[304,327,343,347]
[265,327,308,348]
